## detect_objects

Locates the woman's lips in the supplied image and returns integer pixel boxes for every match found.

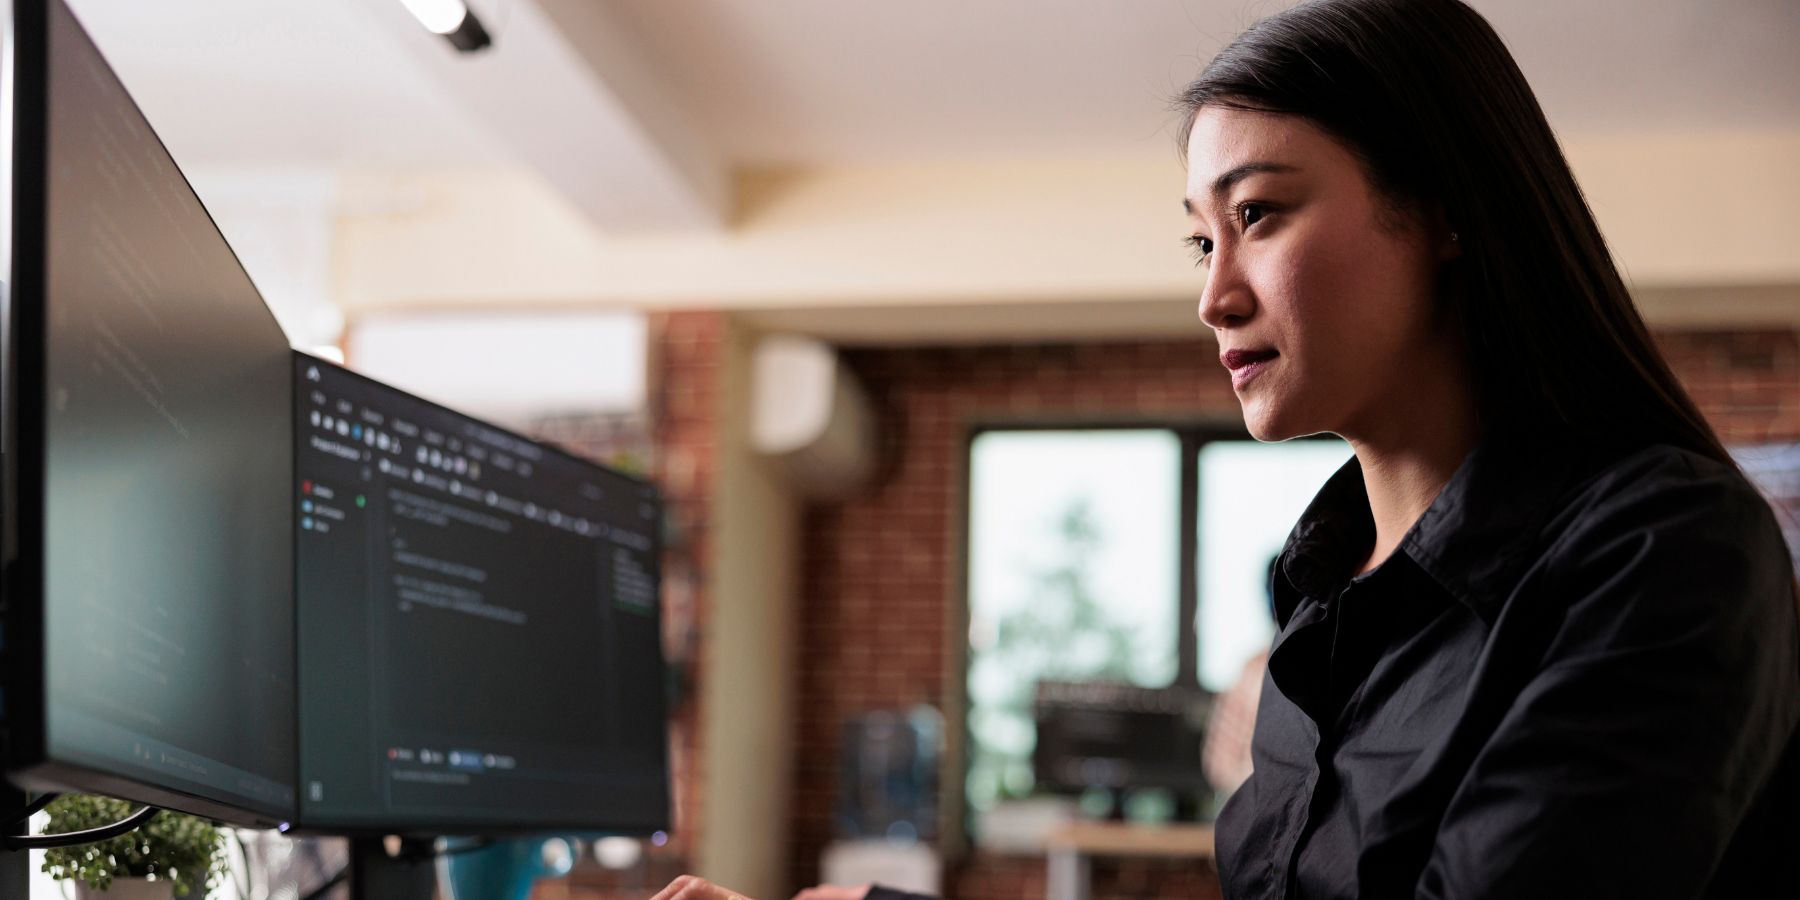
[1221,349,1279,389]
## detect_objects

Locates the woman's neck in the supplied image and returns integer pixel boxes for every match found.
[1345,376,1481,577]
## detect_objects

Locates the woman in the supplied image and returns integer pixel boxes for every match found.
[658,0,1800,897]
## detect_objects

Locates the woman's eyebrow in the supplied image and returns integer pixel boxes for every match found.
[1183,161,1300,214]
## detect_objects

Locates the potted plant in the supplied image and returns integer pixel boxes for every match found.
[40,795,226,899]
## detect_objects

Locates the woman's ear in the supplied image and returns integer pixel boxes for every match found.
[1439,226,1463,262]
[1423,201,1462,262]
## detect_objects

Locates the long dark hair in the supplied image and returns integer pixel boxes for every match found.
[1178,0,1732,467]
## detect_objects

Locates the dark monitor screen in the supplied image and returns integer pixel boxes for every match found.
[2,0,296,825]
[293,354,669,834]
[1031,681,1212,796]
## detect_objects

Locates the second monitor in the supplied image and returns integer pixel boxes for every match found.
[292,353,668,834]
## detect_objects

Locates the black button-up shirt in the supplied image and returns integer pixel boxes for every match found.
[1216,437,1800,899]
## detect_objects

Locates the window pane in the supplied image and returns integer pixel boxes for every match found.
[965,430,1180,813]
[1196,439,1353,691]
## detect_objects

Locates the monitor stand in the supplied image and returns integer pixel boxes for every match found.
[347,836,438,900]
[1,785,30,898]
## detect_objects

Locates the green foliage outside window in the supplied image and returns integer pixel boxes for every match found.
[967,498,1149,808]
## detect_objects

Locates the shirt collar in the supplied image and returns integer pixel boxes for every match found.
[1274,432,1608,623]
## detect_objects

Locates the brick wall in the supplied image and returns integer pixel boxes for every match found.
[780,328,1800,900]
[647,311,727,860]
[1658,331,1800,444]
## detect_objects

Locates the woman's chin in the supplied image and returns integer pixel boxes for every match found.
[1243,419,1287,443]
[1240,401,1306,443]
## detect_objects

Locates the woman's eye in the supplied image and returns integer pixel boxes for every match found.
[1239,202,1266,227]
[1187,235,1214,266]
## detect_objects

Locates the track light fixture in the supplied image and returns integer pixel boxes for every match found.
[397,0,492,53]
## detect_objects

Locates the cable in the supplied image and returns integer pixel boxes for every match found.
[5,792,61,826]
[229,830,255,900]
[3,803,160,850]
[295,867,347,900]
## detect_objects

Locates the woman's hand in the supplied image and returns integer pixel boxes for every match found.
[651,875,755,900]
[792,885,872,900]
[651,875,872,900]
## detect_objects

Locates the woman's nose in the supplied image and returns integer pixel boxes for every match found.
[1197,251,1254,329]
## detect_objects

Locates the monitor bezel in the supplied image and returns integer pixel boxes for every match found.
[288,351,673,837]
[1,0,294,829]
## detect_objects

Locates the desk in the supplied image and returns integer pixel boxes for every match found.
[1042,822,1216,900]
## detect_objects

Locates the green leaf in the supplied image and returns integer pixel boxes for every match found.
[40,795,225,897]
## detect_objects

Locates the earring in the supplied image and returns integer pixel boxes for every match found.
[1449,231,1461,243]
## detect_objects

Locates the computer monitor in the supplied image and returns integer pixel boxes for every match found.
[1,0,296,826]
[292,354,669,834]
[1032,681,1213,808]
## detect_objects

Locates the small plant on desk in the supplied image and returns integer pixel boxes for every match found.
[40,794,224,899]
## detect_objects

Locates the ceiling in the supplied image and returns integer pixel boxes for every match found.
[63,0,504,168]
[597,0,1800,164]
[65,0,1800,175]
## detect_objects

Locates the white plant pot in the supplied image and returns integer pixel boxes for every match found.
[73,877,176,900]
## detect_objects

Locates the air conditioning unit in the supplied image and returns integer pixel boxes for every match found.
[751,335,877,499]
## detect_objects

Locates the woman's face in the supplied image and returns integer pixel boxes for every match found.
[1185,106,1457,443]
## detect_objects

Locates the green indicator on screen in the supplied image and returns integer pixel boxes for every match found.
[356,495,366,508]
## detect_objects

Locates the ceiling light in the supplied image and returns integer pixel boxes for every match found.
[397,0,492,52]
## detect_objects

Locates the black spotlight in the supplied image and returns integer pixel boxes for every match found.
[399,0,493,54]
